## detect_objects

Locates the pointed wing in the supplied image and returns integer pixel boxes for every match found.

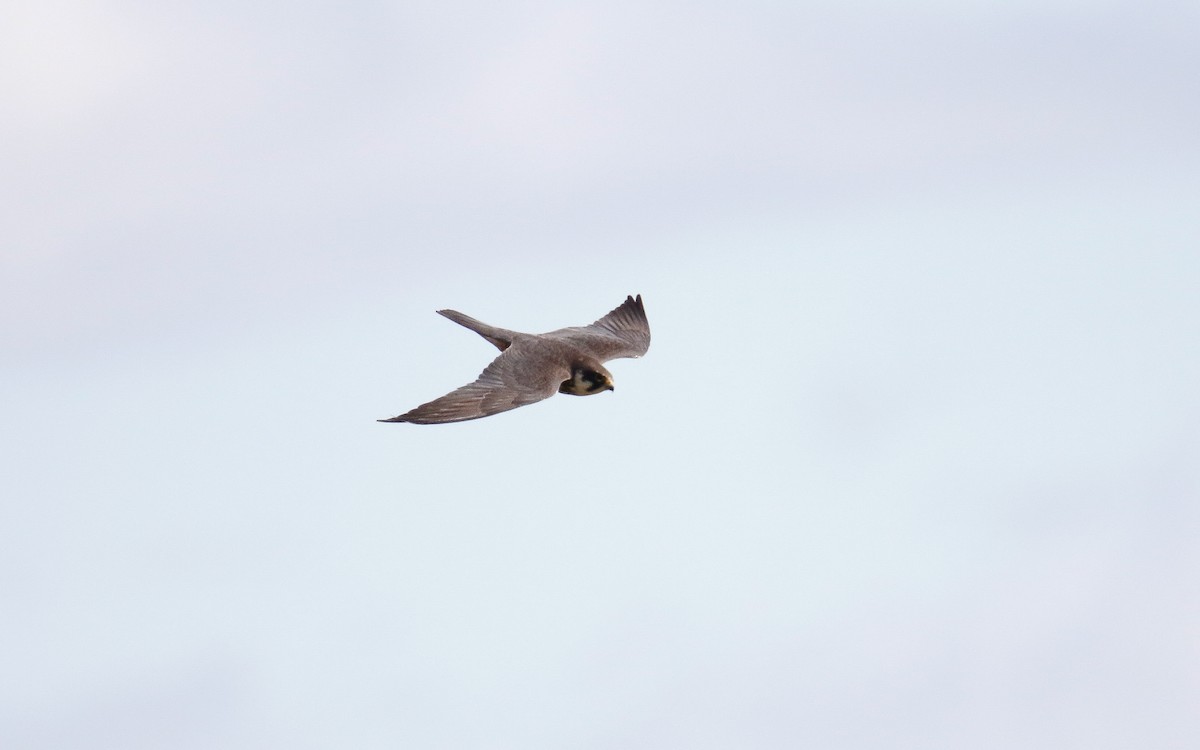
[544,294,651,362]
[378,346,567,425]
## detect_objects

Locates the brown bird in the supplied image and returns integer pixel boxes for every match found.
[379,295,650,424]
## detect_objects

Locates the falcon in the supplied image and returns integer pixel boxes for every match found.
[379,294,650,424]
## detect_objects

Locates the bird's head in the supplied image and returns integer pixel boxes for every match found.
[560,363,615,396]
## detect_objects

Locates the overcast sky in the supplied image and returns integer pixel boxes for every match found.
[3,1,1199,748]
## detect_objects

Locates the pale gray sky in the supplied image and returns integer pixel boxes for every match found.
[3,1,1199,748]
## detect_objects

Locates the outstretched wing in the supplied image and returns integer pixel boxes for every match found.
[378,346,567,425]
[545,294,651,362]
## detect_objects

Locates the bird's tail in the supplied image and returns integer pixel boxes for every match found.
[437,309,515,352]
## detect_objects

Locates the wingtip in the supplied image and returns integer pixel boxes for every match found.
[377,416,408,423]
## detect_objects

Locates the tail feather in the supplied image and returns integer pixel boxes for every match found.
[437,309,514,351]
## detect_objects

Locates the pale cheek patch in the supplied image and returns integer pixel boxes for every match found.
[560,372,588,395]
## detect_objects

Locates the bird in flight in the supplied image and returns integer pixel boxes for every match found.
[379,294,650,424]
